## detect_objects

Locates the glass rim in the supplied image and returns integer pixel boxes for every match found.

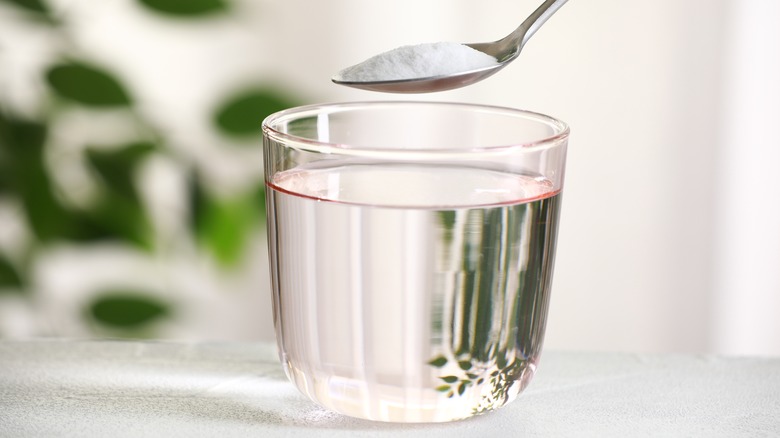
[261,101,569,157]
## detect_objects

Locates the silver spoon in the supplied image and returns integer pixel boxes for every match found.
[332,0,568,93]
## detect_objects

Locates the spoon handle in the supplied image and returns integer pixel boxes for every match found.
[504,0,568,53]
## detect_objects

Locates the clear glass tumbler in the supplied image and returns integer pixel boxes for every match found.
[262,102,569,423]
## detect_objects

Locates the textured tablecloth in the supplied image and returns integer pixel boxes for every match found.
[1,340,778,437]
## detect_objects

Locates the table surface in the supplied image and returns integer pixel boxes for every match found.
[1,340,778,437]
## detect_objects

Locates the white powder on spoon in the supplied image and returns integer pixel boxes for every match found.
[334,42,499,83]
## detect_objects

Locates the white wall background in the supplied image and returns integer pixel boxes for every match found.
[1,0,778,355]
[712,0,780,356]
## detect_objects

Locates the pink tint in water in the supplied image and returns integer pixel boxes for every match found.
[266,164,561,422]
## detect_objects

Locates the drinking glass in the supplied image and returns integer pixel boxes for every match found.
[262,101,569,423]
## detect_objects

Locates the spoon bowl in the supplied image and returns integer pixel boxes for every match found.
[334,61,505,94]
[332,0,568,94]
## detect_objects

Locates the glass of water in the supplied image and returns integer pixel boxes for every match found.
[262,101,569,423]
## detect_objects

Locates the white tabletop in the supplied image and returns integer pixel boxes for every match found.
[1,340,778,437]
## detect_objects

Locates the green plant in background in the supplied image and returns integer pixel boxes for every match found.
[0,0,301,337]
[137,0,228,17]
[86,289,170,337]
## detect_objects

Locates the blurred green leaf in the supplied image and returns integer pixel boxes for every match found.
[137,0,227,17]
[0,114,73,241]
[81,142,156,249]
[190,176,263,267]
[86,142,155,203]
[46,62,132,107]
[428,356,448,368]
[0,125,10,196]
[0,117,155,246]
[88,291,170,328]
[0,0,49,14]
[0,253,24,291]
[0,170,8,196]
[18,159,71,242]
[92,199,155,250]
[213,88,297,138]
[0,112,46,157]
[64,210,124,244]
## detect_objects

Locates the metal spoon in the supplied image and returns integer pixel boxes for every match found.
[332,0,568,94]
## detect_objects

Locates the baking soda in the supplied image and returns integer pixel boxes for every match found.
[334,42,498,83]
